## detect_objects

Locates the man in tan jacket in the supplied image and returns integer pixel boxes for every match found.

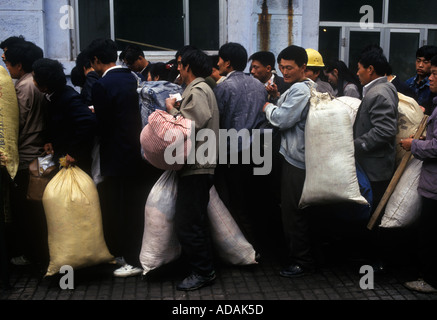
[4,41,48,268]
[166,48,219,291]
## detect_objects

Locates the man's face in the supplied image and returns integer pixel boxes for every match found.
[278,59,305,84]
[217,57,230,76]
[124,57,143,73]
[429,65,437,93]
[4,60,22,79]
[179,62,190,85]
[357,62,372,86]
[416,57,432,78]
[304,68,320,82]
[250,60,271,83]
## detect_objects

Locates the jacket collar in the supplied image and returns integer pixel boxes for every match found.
[363,76,387,97]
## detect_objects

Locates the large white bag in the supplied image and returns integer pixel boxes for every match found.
[380,157,423,228]
[139,170,181,275]
[299,90,368,209]
[139,171,257,276]
[395,93,424,166]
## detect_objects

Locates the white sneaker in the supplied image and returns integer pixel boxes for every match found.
[10,255,31,266]
[113,264,143,278]
[114,256,126,266]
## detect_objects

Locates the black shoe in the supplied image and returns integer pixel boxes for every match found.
[176,271,216,291]
[279,264,314,278]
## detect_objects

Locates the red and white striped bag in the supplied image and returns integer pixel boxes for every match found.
[140,110,192,171]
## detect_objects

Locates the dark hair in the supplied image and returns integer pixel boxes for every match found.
[218,42,248,71]
[0,35,25,50]
[70,66,85,87]
[175,45,198,60]
[277,45,308,67]
[358,48,389,76]
[416,45,437,61]
[4,41,43,73]
[148,62,173,81]
[325,59,362,97]
[165,59,179,83]
[85,38,118,64]
[181,49,212,78]
[119,44,145,65]
[32,58,66,92]
[431,55,437,67]
[210,55,220,69]
[249,51,276,70]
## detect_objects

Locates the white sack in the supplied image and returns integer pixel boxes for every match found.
[299,90,368,209]
[380,157,423,228]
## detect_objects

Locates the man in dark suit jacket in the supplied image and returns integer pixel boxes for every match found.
[32,58,96,174]
[86,39,153,278]
[119,44,152,82]
[249,51,291,102]
[354,49,399,209]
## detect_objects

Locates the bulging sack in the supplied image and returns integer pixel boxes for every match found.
[140,110,193,171]
[380,157,423,228]
[139,171,257,276]
[0,66,19,179]
[42,165,114,276]
[299,90,368,209]
[139,170,181,275]
[395,93,424,166]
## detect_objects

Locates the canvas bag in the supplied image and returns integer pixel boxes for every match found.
[139,170,257,276]
[299,89,368,209]
[380,157,423,228]
[395,93,424,167]
[27,154,58,201]
[42,163,114,276]
[0,66,19,180]
[140,109,193,171]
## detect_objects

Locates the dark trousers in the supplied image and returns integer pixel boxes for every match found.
[418,197,437,287]
[0,168,10,288]
[174,174,214,276]
[281,158,314,269]
[8,169,49,268]
[97,175,146,267]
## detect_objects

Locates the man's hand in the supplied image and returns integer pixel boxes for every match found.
[166,97,179,113]
[265,82,279,99]
[65,154,76,167]
[399,138,413,151]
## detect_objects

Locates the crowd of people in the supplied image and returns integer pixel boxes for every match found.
[0,34,436,294]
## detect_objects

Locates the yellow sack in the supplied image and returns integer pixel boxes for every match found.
[42,164,114,276]
[0,66,19,179]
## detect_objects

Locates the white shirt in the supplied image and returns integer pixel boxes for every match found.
[102,65,123,78]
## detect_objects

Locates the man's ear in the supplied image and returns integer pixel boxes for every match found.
[368,65,375,75]
[266,65,272,73]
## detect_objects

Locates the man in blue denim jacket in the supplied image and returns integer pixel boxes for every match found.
[405,45,437,115]
[263,45,316,278]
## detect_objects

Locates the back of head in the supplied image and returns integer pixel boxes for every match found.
[416,45,437,61]
[4,41,43,73]
[358,48,389,76]
[32,58,66,92]
[86,38,118,64]
[277,45,308,67]
[249,51,276,70]
[181,49,212,79]
[219,42,248,71]
[149,62,172,81]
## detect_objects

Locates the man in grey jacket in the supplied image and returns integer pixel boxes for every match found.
[354,47,398,273]
[354,48,399,213]
[166,48,219,291]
